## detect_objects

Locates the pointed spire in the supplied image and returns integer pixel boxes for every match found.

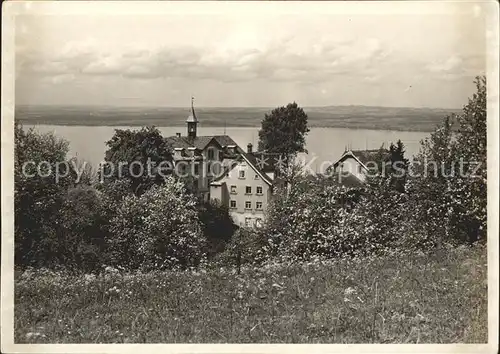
[186,96,198,123]
[187,95,198,139]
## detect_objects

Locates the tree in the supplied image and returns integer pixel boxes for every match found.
[408,75,487,244]
[257,102,310,160]
[14,123,73,267]
[407,114,456,243]
[448,76,487,242]
[102,126,173,196]
[388,140,409,193]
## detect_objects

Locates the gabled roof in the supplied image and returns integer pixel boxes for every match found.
[191,136,220,150]
[213,135,238,147]
[165,135,227,151]
[332,148,390,171]
[211,152,275,186]
[350,149,390,165]
[165,135,193,149]
[240,153,274,185]
[243,152,283,174]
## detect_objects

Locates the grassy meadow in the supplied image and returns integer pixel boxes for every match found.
[15,244,487,343]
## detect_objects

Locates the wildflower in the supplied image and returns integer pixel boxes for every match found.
[344,287,357,295]
[25,332,42,339]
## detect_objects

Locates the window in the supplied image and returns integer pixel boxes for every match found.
[256,186,263,195]
[358,164,363,174]
[230,200,236,208]
[255,218,262,228]
[194,163,199,175]
[245,186,252,194]
[255,174,259,180]
[207,149,215,160]
[245,217,252,227]
[230,185,237,194]
[245,201,252,209]
[256,201,263,210]
[239,170,245,179]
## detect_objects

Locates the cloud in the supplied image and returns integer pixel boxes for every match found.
[423,54,485,82]
[17,32,482,88]
[426,55,463,73]
[16,35,395,84]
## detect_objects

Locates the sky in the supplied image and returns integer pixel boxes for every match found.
[14,1,488,108]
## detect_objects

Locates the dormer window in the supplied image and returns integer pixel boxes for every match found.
[174,148,184,157]
[227,145,236,155]
[207,148,215,160]
[187,147,196,157]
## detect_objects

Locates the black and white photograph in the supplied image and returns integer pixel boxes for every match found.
[1,1,498,352]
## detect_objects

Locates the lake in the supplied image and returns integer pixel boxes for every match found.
[24,125,430,173]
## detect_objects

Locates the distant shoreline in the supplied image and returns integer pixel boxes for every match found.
[16,104,459,133]
[18,121,437,133]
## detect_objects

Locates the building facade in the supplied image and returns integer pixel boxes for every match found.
[165,100,277,227]
[165,99,240,201]
[209,144,275,228]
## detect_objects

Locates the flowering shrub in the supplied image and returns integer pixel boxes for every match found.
[108,176,206,270]
[262,176,374,262]
[408,76,487,244]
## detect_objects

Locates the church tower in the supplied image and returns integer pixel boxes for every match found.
[187,96,198,139]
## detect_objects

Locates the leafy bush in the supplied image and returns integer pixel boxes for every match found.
[212,227,269,271]
[262,175,368,262]
[58,186,109,272]
[108,176,206,270]
[198,200,237,258]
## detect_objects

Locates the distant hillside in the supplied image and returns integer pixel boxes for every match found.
[15,105,462,132]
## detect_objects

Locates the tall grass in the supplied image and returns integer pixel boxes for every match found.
[15,244,487,343]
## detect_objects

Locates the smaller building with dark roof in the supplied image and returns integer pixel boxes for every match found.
[330,147,390,185]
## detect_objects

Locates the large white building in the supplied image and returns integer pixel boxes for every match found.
[210,144,280,228]
[165,99,279,227]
